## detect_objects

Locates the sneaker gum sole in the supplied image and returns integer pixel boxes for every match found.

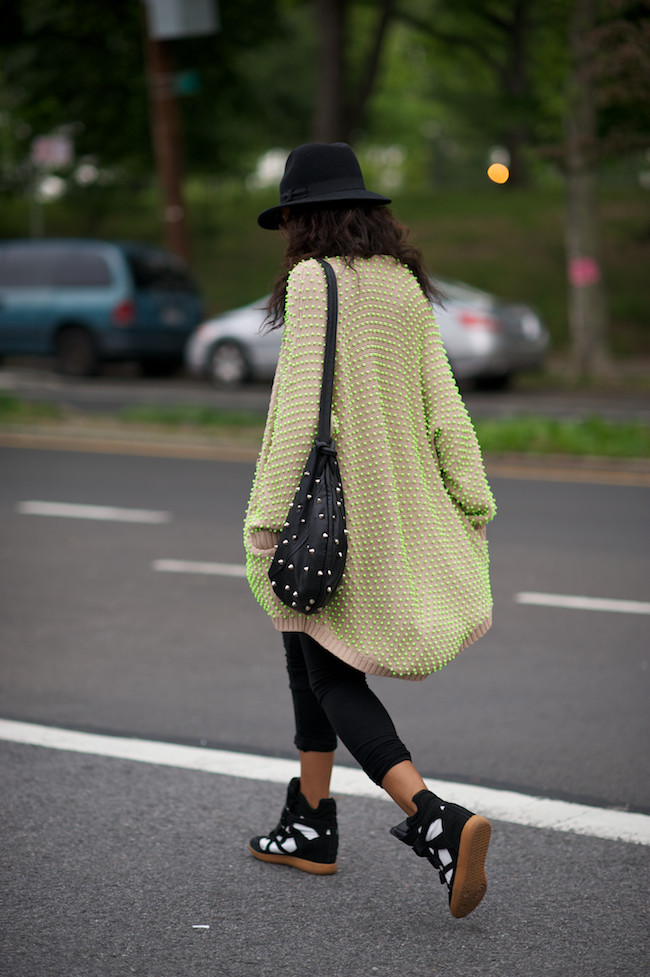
[249,844,338,876]
[449,815,491,919]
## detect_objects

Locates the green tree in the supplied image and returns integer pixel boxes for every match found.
[0,0,150,177]
[0,0,292,183]
[592,0,650,159]
[393,0,541,187]
[312,0,396,142]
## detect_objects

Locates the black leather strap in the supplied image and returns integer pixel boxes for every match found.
[316,258,338,445]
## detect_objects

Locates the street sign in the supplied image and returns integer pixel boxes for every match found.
[143,0,219,40]
[31,135,73,169]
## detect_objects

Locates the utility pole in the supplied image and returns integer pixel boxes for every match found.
[144,27,192,264]
[142,0,219,266]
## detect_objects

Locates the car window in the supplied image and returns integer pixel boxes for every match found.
[126,251,197,293]
[0,246,60,287]
[53,251,112,287]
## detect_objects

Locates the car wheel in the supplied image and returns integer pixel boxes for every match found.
[207,340,250,387]
[55,327,99,377]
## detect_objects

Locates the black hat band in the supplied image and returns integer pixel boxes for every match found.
[280,176,366,203]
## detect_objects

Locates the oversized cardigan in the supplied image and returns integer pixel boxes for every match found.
[244,255,496,680]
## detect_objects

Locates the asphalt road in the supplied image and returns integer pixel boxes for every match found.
[1,445,649,976]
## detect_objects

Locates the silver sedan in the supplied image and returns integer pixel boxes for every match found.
[185,279,548,390]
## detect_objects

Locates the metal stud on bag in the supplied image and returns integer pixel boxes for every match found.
[268,260,348,614]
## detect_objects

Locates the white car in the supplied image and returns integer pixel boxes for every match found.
[185,279,548,390]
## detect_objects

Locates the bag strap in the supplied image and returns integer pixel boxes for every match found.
[316,258,338,445]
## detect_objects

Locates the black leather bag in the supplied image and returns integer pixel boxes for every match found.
[268,259,348,614]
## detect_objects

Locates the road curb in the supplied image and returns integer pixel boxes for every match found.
[1,426,649,484]
[484,451,650,486]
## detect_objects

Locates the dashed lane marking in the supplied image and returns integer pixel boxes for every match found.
[0,719,647,846]
[516,592,650,615]
[152,559,247,577]
[152,562,650,618]
[16,500,172,524]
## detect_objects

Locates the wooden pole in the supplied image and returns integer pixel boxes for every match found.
[143,24,192,264]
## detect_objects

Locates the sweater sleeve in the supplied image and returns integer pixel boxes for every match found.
[419,299,496,528]
[244,259,328,543]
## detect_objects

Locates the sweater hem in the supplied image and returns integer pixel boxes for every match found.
[271,610,493,681]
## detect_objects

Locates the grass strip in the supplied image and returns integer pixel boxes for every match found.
[0,392,63,421]
[118,405,650,459]
[1,393,648,459]
[474,415,649,459]
[118,404,265,430]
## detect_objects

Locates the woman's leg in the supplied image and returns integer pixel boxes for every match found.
[286,635,491,916]
[297,636,429,814]
[298,634,417,806]
[284,634,337,807]
[248,635,339,874]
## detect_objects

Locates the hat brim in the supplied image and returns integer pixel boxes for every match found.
[257,190,392,230]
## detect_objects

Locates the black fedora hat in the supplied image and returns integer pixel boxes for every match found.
[257,142,391,230]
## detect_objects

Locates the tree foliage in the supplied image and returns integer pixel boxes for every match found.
[0,0,151,175]
[0,0,647,189]
[591,0,650,158]
[392,0,541,185]
[311,0,396,142]
[0,0,301,182]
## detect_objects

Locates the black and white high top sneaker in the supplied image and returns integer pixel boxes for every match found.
[390,789,491,918]
[249,778,338,875]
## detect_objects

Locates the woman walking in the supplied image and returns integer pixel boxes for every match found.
[244,143,496,919]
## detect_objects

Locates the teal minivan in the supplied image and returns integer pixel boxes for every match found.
[0,239,204,376]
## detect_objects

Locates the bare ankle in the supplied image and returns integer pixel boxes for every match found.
[381,760,427,815]
[301,789,327,810]
[298,749,335,810]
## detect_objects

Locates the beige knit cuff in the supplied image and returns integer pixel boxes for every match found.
[248,529,280,555]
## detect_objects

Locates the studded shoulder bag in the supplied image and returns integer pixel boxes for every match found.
[268,258,348,614]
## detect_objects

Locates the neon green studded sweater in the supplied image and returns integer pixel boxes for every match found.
[244,255,496,680]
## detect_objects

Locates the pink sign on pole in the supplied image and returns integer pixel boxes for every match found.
[568,256,601,288]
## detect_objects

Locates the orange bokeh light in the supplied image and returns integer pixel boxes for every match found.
[487,163,510,184]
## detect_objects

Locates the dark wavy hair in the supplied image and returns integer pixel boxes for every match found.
[265,204,442,329]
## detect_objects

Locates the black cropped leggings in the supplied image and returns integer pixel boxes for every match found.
[283,632,412,786]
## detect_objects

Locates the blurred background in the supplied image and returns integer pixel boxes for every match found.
[0,0,648,377]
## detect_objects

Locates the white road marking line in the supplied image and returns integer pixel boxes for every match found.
[152,559,247,577]
[0,719,647,846]
[516,592,650,615]
[17,501,171,524]
[151,562,650,620]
